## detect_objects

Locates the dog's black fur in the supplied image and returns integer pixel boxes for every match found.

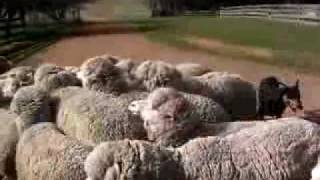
[257,76,303,120]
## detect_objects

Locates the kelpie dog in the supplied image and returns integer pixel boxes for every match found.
[257,76,303,120]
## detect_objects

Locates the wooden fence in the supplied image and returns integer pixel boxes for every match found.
[0,14,25,40]
[219,4,320,25]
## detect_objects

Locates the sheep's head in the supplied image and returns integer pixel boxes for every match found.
[2,77,20,99]
[39,71,82,92]
[65,66,80,74]
[115,59,137,74]
[85,140,181,180]
[10,86,51,134]
[34,64,64,84]
[79,56,127,94]
[128,100,147,116]
[134,61,182,91]
[139,88,190,142]
[5,66,35,86]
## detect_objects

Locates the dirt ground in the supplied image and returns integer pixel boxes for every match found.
[20,32,320,115]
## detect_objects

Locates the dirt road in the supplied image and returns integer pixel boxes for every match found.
[21,32,320,113]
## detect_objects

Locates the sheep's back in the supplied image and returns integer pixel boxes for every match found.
[178,118,320,180]
[16,123,93,180]
[57,89,148,144]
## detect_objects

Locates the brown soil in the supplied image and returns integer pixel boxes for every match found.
[20,33,320,117]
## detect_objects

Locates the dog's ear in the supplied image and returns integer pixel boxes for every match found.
[295,79,300,88]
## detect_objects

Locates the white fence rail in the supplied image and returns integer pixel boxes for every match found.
[219,4,320,24]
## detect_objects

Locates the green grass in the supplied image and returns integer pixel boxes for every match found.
[131,16,320,74]
[84,0,150,20]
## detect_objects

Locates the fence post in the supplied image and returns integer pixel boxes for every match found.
[4,13,11,39]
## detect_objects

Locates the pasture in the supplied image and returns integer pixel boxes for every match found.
[136,16,320,74]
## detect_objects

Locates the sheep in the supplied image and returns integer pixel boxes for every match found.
[114,58,138,74]
[12,85,93,180]
[84,140,184,180]
[56,88,148,144]
[0,109,18,180]
[34,64,64,84]
[65,66,80,74]
[3,66,34,86]
[134,61,183,92]
[257,76,303,120]
[312,158,320,180]
[16,122,94,180]
[178,118,320,180]
[195,72,258,120]
[129,87,231,124]
[176,63,212,77]
[88,54,120,65]
[0,77,20,103]
[115,59,141,90]
[84,118,319,180]
[37,71,82,92]
[77,56,128,95]
[129,87,233,147]
[0,66,36,105]
[10,86,51,135]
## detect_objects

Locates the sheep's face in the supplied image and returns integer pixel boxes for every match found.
[128,100,147,115]
[141,107,176,141]
[2,77,20,98]
[140,88,189,141]
[135,61,182,91]
[35,64,64,83]
[79,58,127,94]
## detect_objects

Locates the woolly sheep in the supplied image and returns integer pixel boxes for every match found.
[10,86,51,135]
[312,158,320,180]
[3,66,34,86]
[85,140,184,180]
[88,54,120,65]
[115,58,138,74]
[84,118,319,180]
[176,63,212,76]
[65,66,80,74]
[178,118,320,180]
[38,71,82,92]
[129,87,232,147]
[78,56,128,95]
[115,59,141,90]
[129,87,231,124]
[134,61,183,92]
[56,88,148,144]
[34,64,64,84]
[0,109,18,180]
[0,66,35,103]
[0,77,20,103]
[195,72,258,120]
[16,122,94,180]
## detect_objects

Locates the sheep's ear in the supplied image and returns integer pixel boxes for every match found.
[105,163,121,180]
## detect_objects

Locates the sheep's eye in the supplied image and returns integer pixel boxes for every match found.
[163,114,173,120]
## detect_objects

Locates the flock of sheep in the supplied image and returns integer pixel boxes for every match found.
[0,54,319,180]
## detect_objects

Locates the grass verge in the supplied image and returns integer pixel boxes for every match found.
[131,16,320,75]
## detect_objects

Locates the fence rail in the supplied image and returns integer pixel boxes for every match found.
[219,4,320,25]
[0,15,25,40]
